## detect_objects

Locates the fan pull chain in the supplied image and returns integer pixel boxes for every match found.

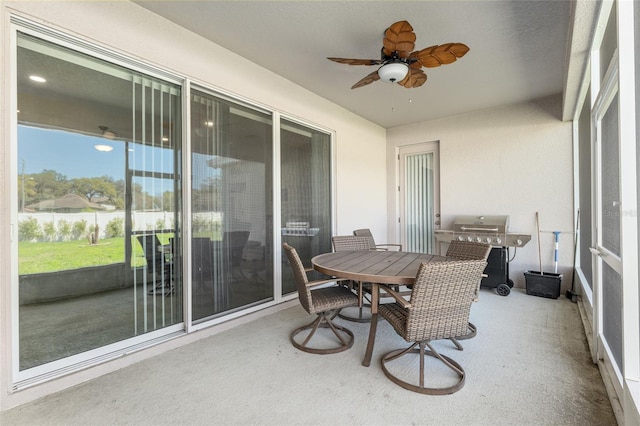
[390,84,396,112]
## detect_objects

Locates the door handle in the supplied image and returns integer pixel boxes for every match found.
[589,247,604,257]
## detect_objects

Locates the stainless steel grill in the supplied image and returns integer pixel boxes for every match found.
[436,215,531,248]
[435,215,532,296]
[453,215,508,245]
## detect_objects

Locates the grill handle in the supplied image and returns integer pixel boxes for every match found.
[459,226,500,232]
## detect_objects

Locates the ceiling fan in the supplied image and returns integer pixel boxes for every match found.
[328,20,469,89]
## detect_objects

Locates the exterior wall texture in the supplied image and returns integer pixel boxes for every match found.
[386,95,573,290]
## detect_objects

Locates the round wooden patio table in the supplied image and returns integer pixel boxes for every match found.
[311,250,451,367]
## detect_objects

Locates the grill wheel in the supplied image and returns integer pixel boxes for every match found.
[496,283,511,296]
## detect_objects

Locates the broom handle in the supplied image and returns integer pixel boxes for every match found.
[536,212,543,275]
[570,209,580,291]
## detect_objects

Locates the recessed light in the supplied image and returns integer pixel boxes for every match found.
[205,121,214,127]
[94,144,113,152]
[29,75,46,83]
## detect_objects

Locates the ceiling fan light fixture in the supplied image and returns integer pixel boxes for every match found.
[329,20,469,90]
[377,62,408,83]
[98,125,117,140]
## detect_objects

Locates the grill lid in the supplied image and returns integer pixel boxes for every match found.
[453,215,509,234]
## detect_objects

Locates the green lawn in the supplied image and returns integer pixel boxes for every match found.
[16,232,229,275]
[18,235,172,275]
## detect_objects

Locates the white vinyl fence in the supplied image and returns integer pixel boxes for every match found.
[17,211,176,242]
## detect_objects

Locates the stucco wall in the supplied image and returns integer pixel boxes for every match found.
[386,95,574,289]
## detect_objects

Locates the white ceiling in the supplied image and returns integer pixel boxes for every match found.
[135,1,574,129]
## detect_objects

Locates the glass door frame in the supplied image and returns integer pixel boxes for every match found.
[10,17,186,387]
[276,112,336,298]
[182,100,337,330]
[591,23,640,407]
[592,50,623,395]
[618,0,640,419]
[8,14,339,389]
[580,2,639,421]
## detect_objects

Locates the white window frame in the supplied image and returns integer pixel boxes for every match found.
[617,0,640,422]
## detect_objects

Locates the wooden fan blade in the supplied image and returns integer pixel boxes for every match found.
[412,43,470,68]
[351,70,381,89]
[398,68,427,88]
[382,20,416,58]
[328,57,383,66]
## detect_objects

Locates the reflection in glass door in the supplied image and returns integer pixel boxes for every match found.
[190,89,274,321]
[15,32,182,375]
[280,119,332,295]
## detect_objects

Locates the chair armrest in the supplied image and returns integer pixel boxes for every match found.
[306,278,350,288]
[382,285,411,309]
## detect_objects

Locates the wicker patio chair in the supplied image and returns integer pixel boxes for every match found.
[353,228,402,251]
[446,240,492,263]
[445,240,491,347]
[283,243,359,354]
[330,235,375,323]
[378,259,487,395]
[331,235,370,252]
[137,234,173,296]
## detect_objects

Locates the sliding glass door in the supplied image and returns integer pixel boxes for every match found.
[280,119,332,295]
[16,32,182,374]
[190,88,274,320]
[13,24,334,385]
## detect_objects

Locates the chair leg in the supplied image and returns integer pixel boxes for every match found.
[449,337,464,351]
[454,322,477,341]
[450,322,477,350]
[290,311,355,355]
[322,313,350,346]
[426,341,465,377]
[381,340,466,395]
[419,342,425,388]
[301,316,323,347]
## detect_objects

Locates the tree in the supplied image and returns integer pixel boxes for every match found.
[160,190,175,212]
[113,179,125,209]
[71,176,118,204]
[31,169,69,201]
[18,174,38,210]
[131,182,156,211]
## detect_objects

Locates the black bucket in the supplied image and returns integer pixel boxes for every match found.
[524,271,562,299]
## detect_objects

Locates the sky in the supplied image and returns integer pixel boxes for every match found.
[19,125,126,180]
[18,125,176,182]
